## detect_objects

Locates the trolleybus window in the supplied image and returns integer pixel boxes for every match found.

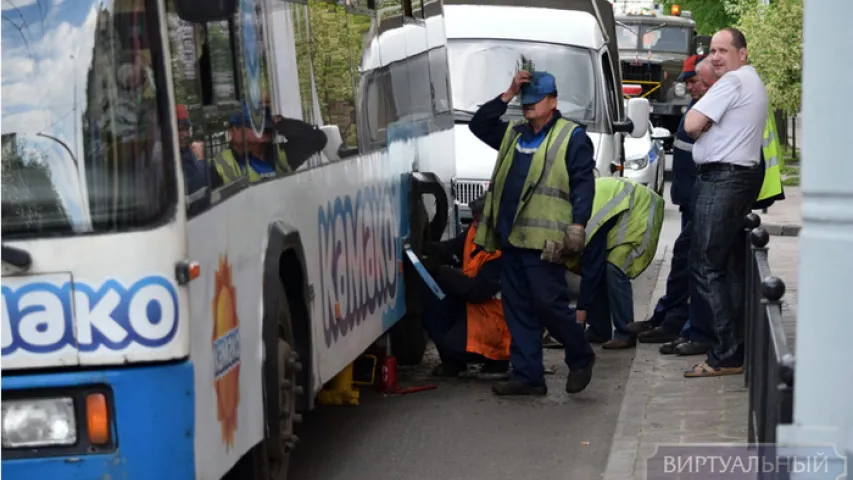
[1,0,176,238]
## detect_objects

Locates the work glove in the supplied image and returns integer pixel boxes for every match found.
[540,224,586,264]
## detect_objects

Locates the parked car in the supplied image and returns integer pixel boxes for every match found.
[623,116,670,196]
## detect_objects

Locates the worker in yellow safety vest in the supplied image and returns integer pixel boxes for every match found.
[754,104,785,209]
[557,177,664,349]
[471,70,597,397]
[210,103,292,188]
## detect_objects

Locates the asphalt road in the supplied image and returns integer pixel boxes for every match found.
[286,225,670,480]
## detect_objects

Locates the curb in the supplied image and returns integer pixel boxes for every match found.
[762,223,801,237]
[601,247,672,480]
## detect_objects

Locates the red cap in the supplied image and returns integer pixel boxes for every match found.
[176,104,189,120]
[678,54,707,81]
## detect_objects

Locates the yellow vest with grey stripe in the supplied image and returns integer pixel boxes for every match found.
[678,106,783,203]
[474,118,579,253]
[567,177,664,279]
[212,147,291,184]
[756,106,783,202]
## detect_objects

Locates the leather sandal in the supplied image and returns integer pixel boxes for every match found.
[683,362,744,378]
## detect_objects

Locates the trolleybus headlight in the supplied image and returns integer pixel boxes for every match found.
[674,82,687,97]
[2,397,77,448]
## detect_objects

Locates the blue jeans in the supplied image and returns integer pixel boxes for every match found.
[690,165,763,368]
[652,205,692,333]
[588,263,635,341]
[500,248,595,386]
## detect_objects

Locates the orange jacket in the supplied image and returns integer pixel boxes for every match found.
[462,226,511,361]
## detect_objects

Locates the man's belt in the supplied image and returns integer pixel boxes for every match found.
[696,162,760,173]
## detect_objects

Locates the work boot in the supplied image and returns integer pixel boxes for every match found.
[601,338,636,350]
[431,363,464,377]
[638,326,679,344]
[659,336,688,355]
[626,320,655,335]
[480,360,510,376]
[675,341,710,356]
[492,379,547,396]
[566,356,596,394]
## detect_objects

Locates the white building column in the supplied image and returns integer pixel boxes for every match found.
[776,0,853,477]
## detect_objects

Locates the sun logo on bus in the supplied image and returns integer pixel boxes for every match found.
[212,254,241,451]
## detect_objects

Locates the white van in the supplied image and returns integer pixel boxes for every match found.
[444,0,649,225]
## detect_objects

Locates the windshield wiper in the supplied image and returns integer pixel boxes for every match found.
[616,21,640,35]
[645,23,668,34]
[2,244,32,274]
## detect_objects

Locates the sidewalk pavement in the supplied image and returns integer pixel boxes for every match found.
[602,208,800,479]
[760,186,802,236]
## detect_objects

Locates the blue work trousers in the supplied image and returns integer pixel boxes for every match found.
[421,282,486,367]
[690,165,764,368]
[587,263,635,342]
[500,248,595,386]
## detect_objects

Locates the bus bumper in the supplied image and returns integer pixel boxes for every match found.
[2,360,195,480]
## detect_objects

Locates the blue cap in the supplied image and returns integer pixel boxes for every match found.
[228,103,274,130]
[520,71,558,105]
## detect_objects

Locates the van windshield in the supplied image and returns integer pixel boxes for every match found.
[447,39,597,125]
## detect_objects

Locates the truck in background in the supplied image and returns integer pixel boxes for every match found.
[612,2,710,151]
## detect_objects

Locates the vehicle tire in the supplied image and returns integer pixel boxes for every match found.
[390,313,428,366]
[391,194,431,367]
[227,290,301,480]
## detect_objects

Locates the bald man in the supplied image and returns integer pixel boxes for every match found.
[628,56,719,358]
[682,27,768,378]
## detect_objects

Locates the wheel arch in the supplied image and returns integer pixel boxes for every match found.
[262,222,314,426]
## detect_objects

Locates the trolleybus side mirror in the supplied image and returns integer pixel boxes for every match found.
[319,125,343,162]
[174,0,236,23]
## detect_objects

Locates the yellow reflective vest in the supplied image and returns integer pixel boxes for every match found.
[212,147,291,184]
[567,177,665,279]
[475,118,579,253]
[756,106,784,203]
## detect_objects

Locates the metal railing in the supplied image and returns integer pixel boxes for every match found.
[743,213,796,475]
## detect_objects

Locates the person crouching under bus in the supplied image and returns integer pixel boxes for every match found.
[210,103,292,188]
[546,177,664,349]
[419,195,511,377]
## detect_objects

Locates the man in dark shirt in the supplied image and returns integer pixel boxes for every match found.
[469,70,597,396]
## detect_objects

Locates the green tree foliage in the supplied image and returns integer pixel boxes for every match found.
[662,1,738,35]
[306,0,372,147]
[725,0,803,114]
[1,136,70,233]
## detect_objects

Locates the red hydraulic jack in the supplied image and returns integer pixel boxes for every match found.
[380,334,437,396]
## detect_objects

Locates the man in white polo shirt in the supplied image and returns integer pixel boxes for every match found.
[681,27,767,378]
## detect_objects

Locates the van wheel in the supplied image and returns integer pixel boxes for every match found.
[231,291,301,480]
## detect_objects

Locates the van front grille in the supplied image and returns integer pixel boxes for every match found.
[454,180,488,205]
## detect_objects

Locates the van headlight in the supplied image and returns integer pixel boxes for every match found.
[2,397,77,448]
[674,82,687,97]
[625,154,650,170]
